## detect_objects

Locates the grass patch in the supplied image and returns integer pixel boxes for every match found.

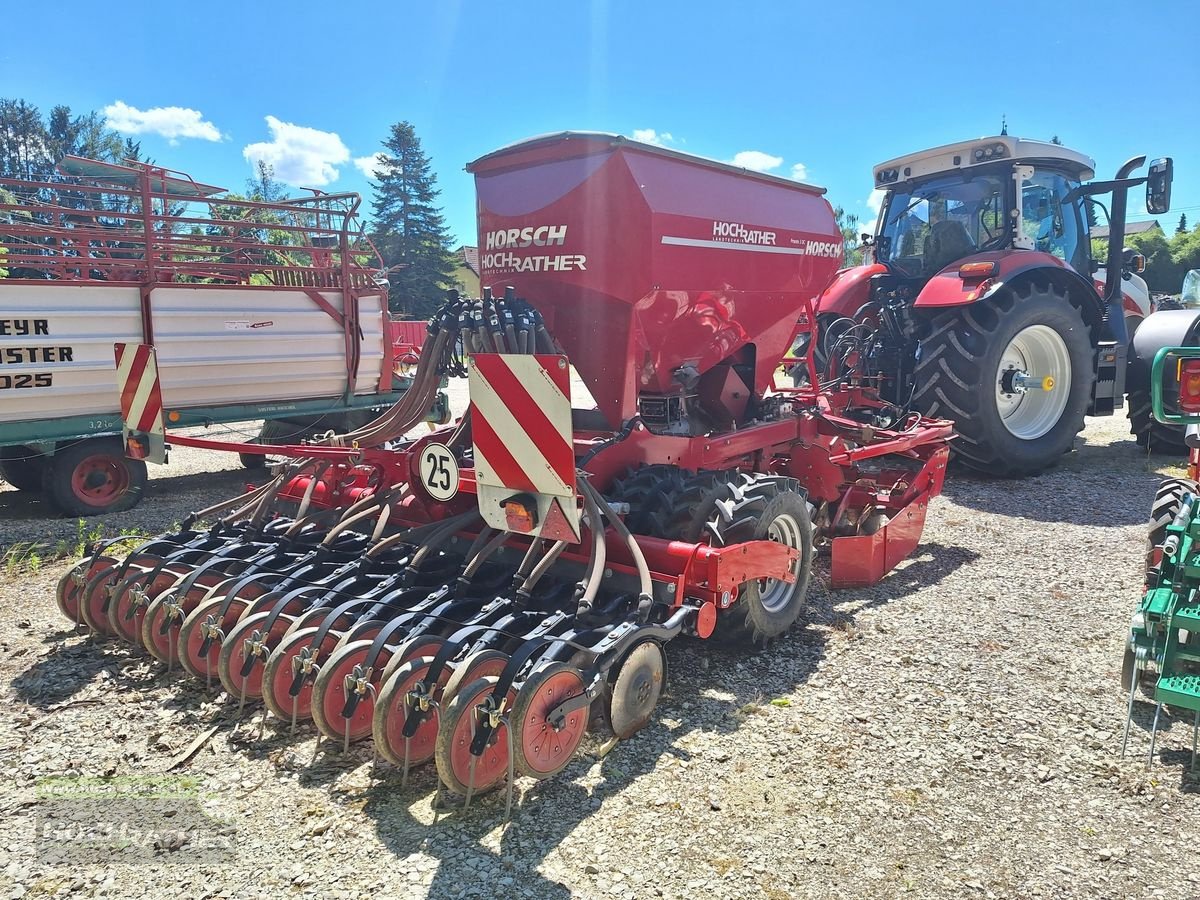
[1,519,149,575]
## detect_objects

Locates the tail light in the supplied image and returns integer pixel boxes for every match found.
[1179,358,1200,413]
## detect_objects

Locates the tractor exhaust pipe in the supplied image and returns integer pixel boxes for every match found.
[1101,155,1146,345]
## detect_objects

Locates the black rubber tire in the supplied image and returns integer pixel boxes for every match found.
[42,438,147,517]
[0,445,47,492]
[608,464,687,534]
[651,471,813,646]
[606,640,666,739]
[912,281,1094,477]
[1127,388,1189,455]
[1145,476,1199,587]
[240,420,306,470]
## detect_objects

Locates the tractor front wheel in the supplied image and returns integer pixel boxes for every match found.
[912,281,1093,477]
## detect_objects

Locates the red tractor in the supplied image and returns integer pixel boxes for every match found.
[817,136,1173,475]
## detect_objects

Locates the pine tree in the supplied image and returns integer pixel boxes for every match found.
[1179,213,1189,234]
[367,121,455,317]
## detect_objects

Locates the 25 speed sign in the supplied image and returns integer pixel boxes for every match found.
[418,443,460,501]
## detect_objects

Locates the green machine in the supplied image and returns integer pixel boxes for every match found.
[1122,340,1200,768]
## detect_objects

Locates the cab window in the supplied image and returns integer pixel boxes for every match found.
[1021,171,1085,272]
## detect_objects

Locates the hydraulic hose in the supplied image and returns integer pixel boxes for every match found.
[517,540,568,596]
[581,479,652,601]
[458,530,510,582]
[575,487,608,612]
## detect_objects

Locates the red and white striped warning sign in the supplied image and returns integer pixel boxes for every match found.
[114,343,167,463]
[468,353,580,542]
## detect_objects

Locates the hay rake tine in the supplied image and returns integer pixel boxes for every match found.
[465,710,478,811]
[1121,658,1141,758]
[1193,710,1199,772]
[502,714,515,821]
[401,691,414,788]
[1147,702,1163,770]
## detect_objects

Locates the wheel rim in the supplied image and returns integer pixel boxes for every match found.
[758,513,804,614]
[313,642,389,742]
[264,628,330,720]
[515,666,588,778]
[179,597,246,679]
[70,454,130,506]
[378,657,450,767]
[995,324,1071,440]
[441,678,514,795]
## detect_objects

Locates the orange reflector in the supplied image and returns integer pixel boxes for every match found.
[959,261,998,279]
[1181,359,1200,413]
[502,493,539,533]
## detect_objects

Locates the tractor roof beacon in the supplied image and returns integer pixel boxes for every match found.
[818,134,1173,476]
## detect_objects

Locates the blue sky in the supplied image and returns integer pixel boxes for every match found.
[3,0,1197,245]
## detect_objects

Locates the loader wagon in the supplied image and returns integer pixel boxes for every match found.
[55,133,953,809]
[0,156,446,516]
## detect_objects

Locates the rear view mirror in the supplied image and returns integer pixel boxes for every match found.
[1147,157,1173,214]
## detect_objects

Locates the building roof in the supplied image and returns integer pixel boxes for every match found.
[456,245,479,275]
[1090,220,1161,240]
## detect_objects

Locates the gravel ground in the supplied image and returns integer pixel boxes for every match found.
[1,400,1198,900]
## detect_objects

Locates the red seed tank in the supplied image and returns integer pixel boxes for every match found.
[467,132,843,428]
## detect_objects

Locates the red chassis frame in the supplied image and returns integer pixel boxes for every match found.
[168,365,951,604]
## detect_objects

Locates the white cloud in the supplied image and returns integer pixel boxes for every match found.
[790,162,809,181]
[730,150,783,173]
[632,128,674,147]
[242,116,350,186]
[103,100,222,144]
[353,153,387,178]
[866,188,886,215]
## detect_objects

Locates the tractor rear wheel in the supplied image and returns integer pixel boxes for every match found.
[1145,476,1199,587]
[650,471,813,645]
[1127,388,1189,455]
[912,281,1093,477]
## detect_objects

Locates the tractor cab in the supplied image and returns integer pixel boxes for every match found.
[870,136,1096,281]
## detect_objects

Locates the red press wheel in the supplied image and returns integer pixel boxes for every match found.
[310,639,394,744]
[217,611,292,701]
[378,636,448,686]
[262,626,342,724]
[106,571,175,644]
[373,656,454,768]
[439,649,510,711]
[510,662,589,780]
[139,571,227,659]
[55,560,88,624]
[59,556,117,629]
[177,595,253,681]
[434,676,518,797]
